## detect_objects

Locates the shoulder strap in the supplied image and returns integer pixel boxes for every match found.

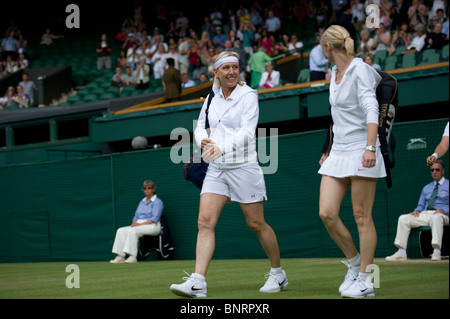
[205,90,215,134]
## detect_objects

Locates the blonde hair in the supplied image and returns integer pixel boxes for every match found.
[321,25,354,57]
[214,51,244,88]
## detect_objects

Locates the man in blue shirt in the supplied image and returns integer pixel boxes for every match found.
[309,44,329,81]
[386,160,449,261]
[111,180,164,263]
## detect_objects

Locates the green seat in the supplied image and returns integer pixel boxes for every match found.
[419,52,441,65]
[384,61,397,71]
[401,52,417,68]
[90,87,104,96]
[297,69,310,83]
[374,50,388,66]
[99,93,115,100]
[441,44,449,61]
[76,88,91,97]
[419,49,436,64]
[82,94,98,103]
[85,82,98,89]
[384,55,398,69]
[106,86,120,97]
[66,95,82,104]
[394,45,406,55]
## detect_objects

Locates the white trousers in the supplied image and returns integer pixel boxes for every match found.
[112,221,161,257]
[394,210,449,249]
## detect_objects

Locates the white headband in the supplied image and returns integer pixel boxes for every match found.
[214,56,239,70]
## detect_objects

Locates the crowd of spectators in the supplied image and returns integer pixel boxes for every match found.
[1,0,450,109]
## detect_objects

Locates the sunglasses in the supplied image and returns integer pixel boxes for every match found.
[143,186,153,190]
[430,168,441,172]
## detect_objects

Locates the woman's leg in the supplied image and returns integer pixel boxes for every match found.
[240,201,281,268]
[319,175,358,259]
[350,176,378,273]
[195,193,229,276]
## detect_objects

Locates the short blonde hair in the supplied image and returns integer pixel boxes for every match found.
[321,25,354,57]
[214,51,244,88]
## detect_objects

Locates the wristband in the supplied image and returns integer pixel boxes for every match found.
[432,153,439,160]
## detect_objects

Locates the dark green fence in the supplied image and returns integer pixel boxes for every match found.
[0,119,447,262]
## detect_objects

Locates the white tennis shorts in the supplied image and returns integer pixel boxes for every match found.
[201,164,267,203]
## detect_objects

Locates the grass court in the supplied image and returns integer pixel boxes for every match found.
[0,258,448,299]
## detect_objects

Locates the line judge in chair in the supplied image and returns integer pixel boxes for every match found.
[386,160,449,261]
[110,180,164,263]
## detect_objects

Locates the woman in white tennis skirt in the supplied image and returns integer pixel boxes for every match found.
[170,51,288,298]
[318,25,386,298]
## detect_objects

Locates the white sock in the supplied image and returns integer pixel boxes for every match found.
[433,248,441,254]
[193,273,205,282]
[270,267,282,274]
[348,253,361,267]
[359,272,371,286]
[398,248,407,255]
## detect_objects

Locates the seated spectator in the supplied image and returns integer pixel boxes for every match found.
[258,61,280,88]
[165,44,180,70]
[386,161,449,261]
[0,86,16,110]
[17,54,29,69]
[363,53,382,70]
[372,23,392,53]
[181,73,195,89]
[111,66,127,88]
[287,34,304,54]
[135,57,150,90]
[2,30,19,60]
[238,19,256,56]
[424,22,449,50]
[199,73,211,84]
[402,23,427,53]
[19,72,37,106]
[210,6,223,26]
[0,64,6,80]
[356,29,376,57]
[389,21,413,56]
[265,10,281,35]
[187,41,200,73]
[192,59,208,81]
[110,180,163,264]
[408,0,430,26]
[212,26,227,50]
[12,84,30,109]
[5,55,19,74]
[258,29,275,56]
[40,28,64,46]
[122,66,137,86]
[96,34,112,71]
[152,44,168,79]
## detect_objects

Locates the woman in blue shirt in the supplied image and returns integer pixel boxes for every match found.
[110,180,164,264]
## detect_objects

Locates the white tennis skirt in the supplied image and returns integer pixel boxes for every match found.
[201,164,267,203]
[318,147,387,179]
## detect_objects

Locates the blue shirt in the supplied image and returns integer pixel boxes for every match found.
[415,178,449,215]
[309,45,329,72]
[133,195,164,223]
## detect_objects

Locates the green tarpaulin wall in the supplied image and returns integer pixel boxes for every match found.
[0,118,447,262]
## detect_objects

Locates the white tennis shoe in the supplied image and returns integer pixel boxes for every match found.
[339,260,360,293]
[341,276,375,298]
[170,272,207,298]
[259,270,289,293]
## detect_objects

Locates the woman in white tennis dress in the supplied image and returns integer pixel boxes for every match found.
[170,51,287,298]
[318,25,385,298]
